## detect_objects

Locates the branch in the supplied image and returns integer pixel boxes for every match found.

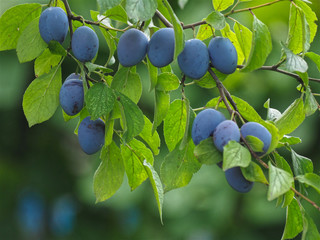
[155,10,172,28]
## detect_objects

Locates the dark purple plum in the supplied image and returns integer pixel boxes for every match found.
[72,26,99,62]
[59,78,84,116]
[225,167,254,193]
[147,28,175,67]
[117,29,148,67]
[191,108,226,145]
[208,37,237,74]
[78,117,105,155]
[213,120,240,152]
[178,39,209,79]
[39,7,69,44]
[240,122,272,154]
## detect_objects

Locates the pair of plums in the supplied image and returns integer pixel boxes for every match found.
[39,7,99,62]
[117,28,238,78]
[192,108,272,193]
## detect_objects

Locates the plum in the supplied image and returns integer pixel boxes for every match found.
[225,167,254,193]
[117,29,148,67]
[65,73,81,81]
[147,28,175,67]
[39,7,69,44]
[208,37,237,74]
[213,120,240,152]
[240,122,272,154]
[178,39,209,79]
[191,108,226,145]
[71,26,99,62]
[59,77,84,116]
[78,117,105,155]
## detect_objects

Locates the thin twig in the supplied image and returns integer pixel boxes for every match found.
[155,10,173,28]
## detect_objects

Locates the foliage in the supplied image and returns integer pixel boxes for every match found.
[0,0,320,238]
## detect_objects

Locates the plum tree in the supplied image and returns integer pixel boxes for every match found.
[177,39,209,79]
[240,122,272,154]
[147,28,175,67]
[117,28,148,67]
[39,7,69,44]
[191,108,226,145]
[59,74,84,116]
[225,167,254,193]
[78,117,105,155]
[71,26,99,62]
[208,37,237,74]
[213,120,240,152]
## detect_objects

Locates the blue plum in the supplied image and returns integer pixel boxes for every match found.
[78,116,105,155]
[65,73,81,81]
[191,108,226,145]
[208,37,237,74]
[240,122,272,154]
[213,120,240,152]
[147,28,175,67]
[39,7,69,44]
[178,39,209,79]
[225,167,254,193]
[59,78,84,116]
[117,29,148,67]
[71,26,99,62]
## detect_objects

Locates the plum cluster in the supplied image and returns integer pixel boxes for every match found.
[192,109,272,193]
[39,7,99,62]
[117,28,238,79]
[59,73,105,155]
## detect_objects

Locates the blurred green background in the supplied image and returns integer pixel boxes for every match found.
[0,0,320,239]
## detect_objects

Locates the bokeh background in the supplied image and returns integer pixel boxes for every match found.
[0,0,320,239]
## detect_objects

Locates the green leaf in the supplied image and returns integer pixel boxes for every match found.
[139,116,161,155]
[152,90,170,133]
[234,21,252,62]
[179,99,195,150]
[143,160,164,224]
[278,135,302,148]
[147,57,158,91]
[206,11,225,30]
[105,116,114,146]
[301,207,320,240]
[296,173,320,194]
[223,141,251,171]
[275,98,305,138]
[195,68,228,89]
[196,21,214,41]
[23,66,61,127]
[163,0,184,59]
[264,99,282,121]
[245,135,264,153]
[291,149,313,178]
[286,3,310,54]
[156,72,180,92]
[304,87,318,116]
[116,92,145,143]
[97,0,122,12]
[121,139,154,191]
[126,0,157,21]
[221,23,245,65]
[194,138,222,165]
[241,162,268,184]
[16,17,47,63]
[164,99,187,152]
[273,152,294,207]
[34,48,62,77]
[305,52,320,72]
[212,0,234,11]
[94,142,124,203]
[268,162,294,201]
[178,0,189,9]
[161,141,201,192]
[48,41,67,56]
[281,43,308,73]
[85,62,113,74]
[104,5,128,23]
[111,67,142,104]
[295,0,317,44]
[241,15,272,72]
[85,82,115,120]
[0,3,42,51]
[282,198,303,240]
